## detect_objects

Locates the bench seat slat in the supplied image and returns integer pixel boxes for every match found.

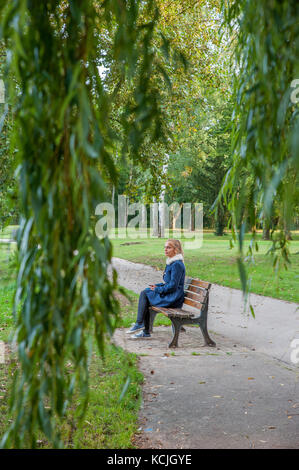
[151,306,195,318]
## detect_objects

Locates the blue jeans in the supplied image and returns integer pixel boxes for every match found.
[136,289,150,333]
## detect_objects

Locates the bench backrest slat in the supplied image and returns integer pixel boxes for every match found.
[184,289,206,303]
[184,284,206,294]
[183,297,203,309]
[185,277,211,290]
[183,278,210,311]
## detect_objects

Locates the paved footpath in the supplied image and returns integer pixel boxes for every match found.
[111,258,299,449]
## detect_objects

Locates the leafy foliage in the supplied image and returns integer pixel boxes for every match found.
[0,0,173,448]
[219,0,299,296]
[165,88,233,232]
[108,0,235,213]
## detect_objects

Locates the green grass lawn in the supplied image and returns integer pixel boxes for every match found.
[111,231,299,304]
[0,241,17,343]
[0,226,18,240]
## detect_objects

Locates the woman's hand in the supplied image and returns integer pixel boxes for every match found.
[149,284,156,291]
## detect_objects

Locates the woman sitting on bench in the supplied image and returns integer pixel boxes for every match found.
[127,239,185,338]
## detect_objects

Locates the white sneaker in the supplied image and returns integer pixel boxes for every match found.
[130,331,151,339]
[126,323,145,334]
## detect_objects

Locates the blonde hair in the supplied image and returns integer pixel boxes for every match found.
[167,239,184,256]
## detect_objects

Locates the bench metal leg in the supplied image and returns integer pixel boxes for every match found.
[150,309,186,335]
[198,308,216,347]
[169,318,182,348]
[199,323,216,347]
[172,324,186,334]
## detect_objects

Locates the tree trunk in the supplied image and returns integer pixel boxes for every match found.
[262,227,270,240]
[191,204,195,231]
[215,206,225,236]
[151,198,159,237]
[111,185,115,207]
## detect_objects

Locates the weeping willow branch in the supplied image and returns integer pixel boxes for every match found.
[0,0,170,448]
[219,0,299,299]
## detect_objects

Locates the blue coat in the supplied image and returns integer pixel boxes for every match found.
[145,260,185,308]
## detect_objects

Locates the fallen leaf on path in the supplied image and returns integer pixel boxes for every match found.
[268,426,276,429]
[248,377,255,380]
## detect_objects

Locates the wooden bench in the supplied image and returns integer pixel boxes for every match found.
[149,277,216,348]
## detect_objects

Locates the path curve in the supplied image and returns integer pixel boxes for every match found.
[111,257,299,449]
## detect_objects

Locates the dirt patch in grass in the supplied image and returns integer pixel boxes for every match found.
[120,242,145,246]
